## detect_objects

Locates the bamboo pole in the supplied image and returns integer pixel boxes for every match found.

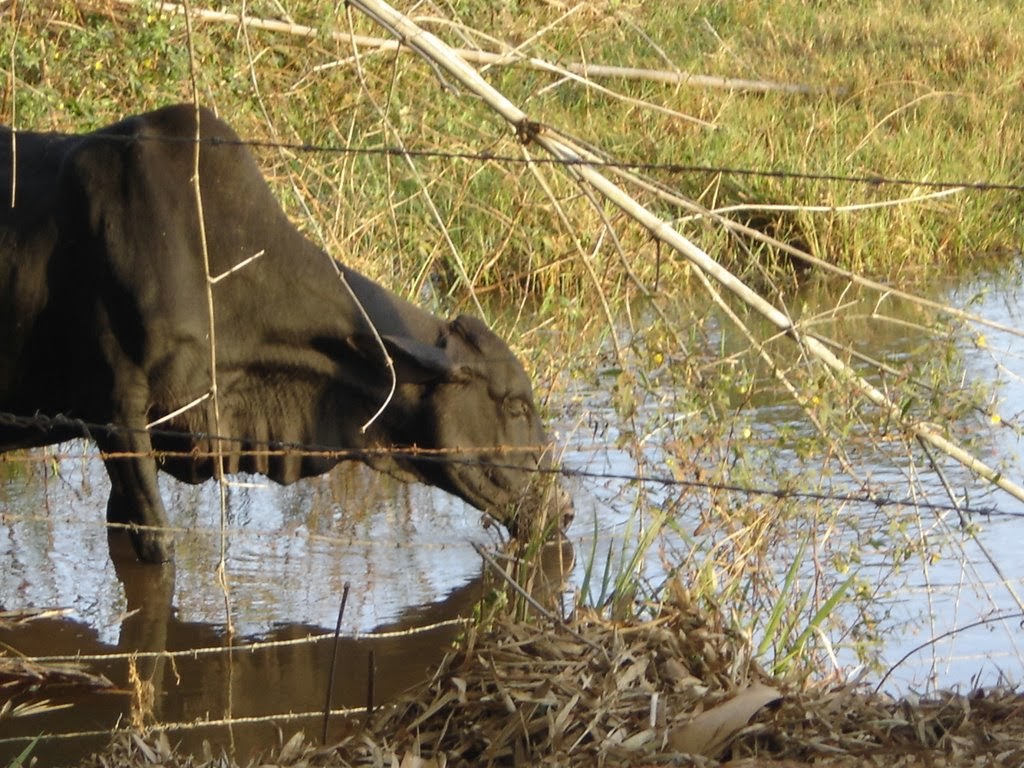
[347,0,1024,506]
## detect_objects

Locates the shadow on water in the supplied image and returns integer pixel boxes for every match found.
[0,530,575,765]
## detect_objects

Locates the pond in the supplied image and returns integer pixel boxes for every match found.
[2,270,1023,763]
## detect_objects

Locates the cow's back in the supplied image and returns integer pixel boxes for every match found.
[0,108,241,442]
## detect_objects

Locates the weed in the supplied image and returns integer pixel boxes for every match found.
[4,737,39,768]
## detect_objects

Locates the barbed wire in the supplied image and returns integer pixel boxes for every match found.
[7,126,1012,535]
[0,708,367,748]
[22,617,470,665]
[258,139,1024,194]
[0,511,484,551]
[2,409,1018,520]
[112,131,1024,195]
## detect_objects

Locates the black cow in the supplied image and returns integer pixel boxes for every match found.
[0,104,570,563]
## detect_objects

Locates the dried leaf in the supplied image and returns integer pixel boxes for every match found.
[669,683,781,758]
[154,731,173,761]
[614,655,650,690]
[450,676,467,703]
[278,730,306,763]
[1,697,74,719]
[661,657,693,686]
[551,692,580,740]
[130,732,158,763]
[398,753,440,768]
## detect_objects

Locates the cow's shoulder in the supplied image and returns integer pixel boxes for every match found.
[98,104,240,145]
[59,104,241,190]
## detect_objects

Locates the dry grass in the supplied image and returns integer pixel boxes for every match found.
[3,549,1019,766]
[1,611,113,722]
[67,592,1024,766]
[5,0,1022,293]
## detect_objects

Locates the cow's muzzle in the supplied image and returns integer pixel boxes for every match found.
[501,471,574,541]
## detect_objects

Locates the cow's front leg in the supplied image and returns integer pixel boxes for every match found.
[98,419,175,563]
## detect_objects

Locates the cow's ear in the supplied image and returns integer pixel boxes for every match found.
[347,333,455,384]
[381,334,454,383]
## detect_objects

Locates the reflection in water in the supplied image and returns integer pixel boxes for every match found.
[0,455,573,763]
[0,551,468,764]
[1,456,493,641]
[0,514,574,765]
[560,277,1024,692]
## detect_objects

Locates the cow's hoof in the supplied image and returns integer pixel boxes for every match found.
[132,528,175,564]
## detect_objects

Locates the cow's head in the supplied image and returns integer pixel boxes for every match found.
[358,315,572,538]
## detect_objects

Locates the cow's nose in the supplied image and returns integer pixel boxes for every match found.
[546,479,574,532]
[533,448,574,533]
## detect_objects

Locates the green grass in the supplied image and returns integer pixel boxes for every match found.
[3,736,39,768]
[4,0,1020,296]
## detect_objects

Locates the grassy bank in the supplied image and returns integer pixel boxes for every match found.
[67,611,1024,767]
[4,0,1021,298]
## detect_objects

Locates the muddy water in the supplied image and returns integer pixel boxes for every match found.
[3,274,1024,762]
[0,555,474,764]
[0,462,522,764]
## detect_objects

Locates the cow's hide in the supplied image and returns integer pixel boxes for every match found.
[0,104,570,562]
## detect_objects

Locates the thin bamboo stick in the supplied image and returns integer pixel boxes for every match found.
[101,0,825,95]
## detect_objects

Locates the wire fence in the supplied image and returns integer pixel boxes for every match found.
[50,128,1024,195]
[1,408,1015,520]
[0,612,471,750]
